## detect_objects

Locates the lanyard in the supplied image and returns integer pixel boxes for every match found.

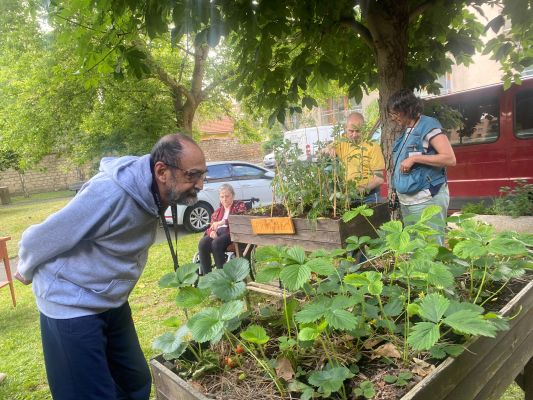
[150,159,180,271]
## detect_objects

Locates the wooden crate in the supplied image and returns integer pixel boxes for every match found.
[151,279,533,400]
[229,202,390,252]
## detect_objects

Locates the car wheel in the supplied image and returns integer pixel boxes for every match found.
[184,202,213,232]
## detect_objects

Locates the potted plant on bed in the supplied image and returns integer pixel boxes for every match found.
[229,123,391,253]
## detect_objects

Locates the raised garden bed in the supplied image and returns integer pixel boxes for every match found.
[229,202,390,252]
[152,209,533,400]
[151,279,533,400]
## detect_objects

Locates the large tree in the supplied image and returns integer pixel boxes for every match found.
[48,0,236,135]
[218,0,517,164]
[88,0,530,166]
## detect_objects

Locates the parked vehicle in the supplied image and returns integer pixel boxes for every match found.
[262,125,335,168]
[422,78,533,210]
[263,152,276,169]
[164,161,275,232]
[285,125,335,161]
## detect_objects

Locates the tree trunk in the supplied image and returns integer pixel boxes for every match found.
[172,92,197,136]
[17,171,29,198]
[170,42,208,136]
[366,1,410,188]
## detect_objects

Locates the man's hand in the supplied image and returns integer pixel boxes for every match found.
[14,272,31,285]
[209,231,217,239]
[321,144,336,157]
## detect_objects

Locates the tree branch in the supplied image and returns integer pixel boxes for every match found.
[199,71,233,101]
[52,14,107,34]
[134,40,194,105]
[190,42,208,99]
[340,17,374,51]
[175,43,196,57]
[408,0,437,23]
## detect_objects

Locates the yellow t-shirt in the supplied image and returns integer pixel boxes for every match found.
[335,140,385,187]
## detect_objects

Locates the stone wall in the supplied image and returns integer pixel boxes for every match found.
[0,155,89,196]
[0,139,265,196]
[199,138,264,164]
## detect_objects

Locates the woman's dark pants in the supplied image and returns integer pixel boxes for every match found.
[198,233,232,274]
[40,302,151,400]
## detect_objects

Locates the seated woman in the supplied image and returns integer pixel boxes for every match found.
[198,184,246,275]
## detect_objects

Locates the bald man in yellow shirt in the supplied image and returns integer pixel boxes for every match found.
[330,112,385,203]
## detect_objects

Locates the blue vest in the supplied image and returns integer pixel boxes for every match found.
[392,115,447,194]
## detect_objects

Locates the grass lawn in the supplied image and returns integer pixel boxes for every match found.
[0,194,73,256]
[0,195,526,399]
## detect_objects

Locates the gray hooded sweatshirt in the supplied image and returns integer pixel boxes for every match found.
[17,155,160,319]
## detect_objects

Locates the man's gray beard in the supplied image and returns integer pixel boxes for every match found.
[167,188,198,206]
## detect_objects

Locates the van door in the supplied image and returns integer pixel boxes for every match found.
[506,82,533,185]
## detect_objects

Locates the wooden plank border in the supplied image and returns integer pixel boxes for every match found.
[150,356,209,400]
[402,279,533,400]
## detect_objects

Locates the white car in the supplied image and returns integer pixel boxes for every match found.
[164,161,275,232]
[263,152,276,169]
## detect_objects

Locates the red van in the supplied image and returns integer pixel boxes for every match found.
[418,77,533,210]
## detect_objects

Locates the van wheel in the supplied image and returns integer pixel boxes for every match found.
[184,203,212,232]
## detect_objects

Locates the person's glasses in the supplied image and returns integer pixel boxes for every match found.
[164,163,207,182]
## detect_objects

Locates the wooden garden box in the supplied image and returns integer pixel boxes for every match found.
[150,279,533,400]
[228,202,390,252]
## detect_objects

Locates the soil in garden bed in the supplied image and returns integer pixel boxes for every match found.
[167,273,532,400]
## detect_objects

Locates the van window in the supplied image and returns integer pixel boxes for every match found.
[515,89,533,139]
[446,95,500,146]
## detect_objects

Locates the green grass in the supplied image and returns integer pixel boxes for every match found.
[0,235,202,400]
[0,194,526,399]
[0,197,73,256]
[10,190,74,205]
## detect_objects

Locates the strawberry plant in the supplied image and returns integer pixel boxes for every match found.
[152,205,532,399]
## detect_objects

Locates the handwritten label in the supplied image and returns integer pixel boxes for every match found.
[251,217,295,235]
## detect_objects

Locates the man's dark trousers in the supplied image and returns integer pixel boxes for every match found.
[40,302,151,400]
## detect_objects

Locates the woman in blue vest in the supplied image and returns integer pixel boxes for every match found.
[388,89,456,245]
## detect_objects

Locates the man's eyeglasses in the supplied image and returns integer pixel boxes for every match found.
[164,163,208,182]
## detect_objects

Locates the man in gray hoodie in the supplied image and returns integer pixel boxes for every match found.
[15,133,206,400]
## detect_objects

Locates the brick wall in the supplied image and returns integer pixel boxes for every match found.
[0,155,90,196]
[0,139,265,196]
[199,138,264,164]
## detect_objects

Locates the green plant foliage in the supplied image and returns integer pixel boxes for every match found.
[159,263,199,288]
[175,287,210,308]
[152,324,191,359]
[240,325,270,345]
[187,301,244,344]
[408,322,441,351]
[308,366,355,397]
[352,380,376,399]
[198,258,250,301]
[443,310,497,337]
[418,293,450,324]
[187,308,225,343]
[155,201,532,399]
[460,180,533,218]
